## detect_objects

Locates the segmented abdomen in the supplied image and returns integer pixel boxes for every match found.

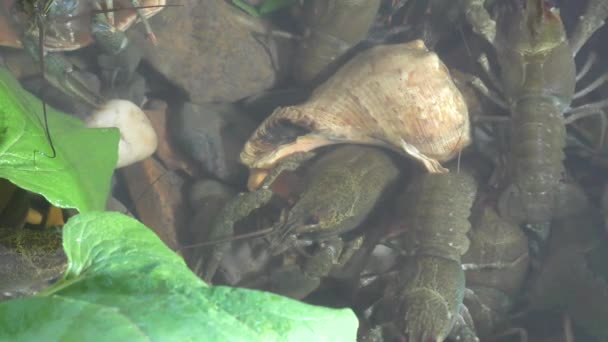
[399,172,478,261]
[462,206,530,338]
[391,172,478,340]
[509,97,566,223]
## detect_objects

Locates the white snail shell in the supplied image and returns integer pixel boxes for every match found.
[241,40,471,190]
[86,99,158,169]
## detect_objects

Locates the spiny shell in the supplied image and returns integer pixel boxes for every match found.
[241,40,470,189]
[0,0,165,51]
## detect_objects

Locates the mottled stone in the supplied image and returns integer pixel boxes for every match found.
[127,0,293,103]
[172,102,256,184]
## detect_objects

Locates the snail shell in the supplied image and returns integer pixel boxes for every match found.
[241,40,470,189]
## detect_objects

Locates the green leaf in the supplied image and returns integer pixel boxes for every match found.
[231,0,261,17]
[0,296,148,340]
[0,68,119,212]
[258,0,297,15]
[0,212,358,341]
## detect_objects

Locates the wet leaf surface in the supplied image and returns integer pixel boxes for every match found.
[0,212,358,341]
[0,69,119,212]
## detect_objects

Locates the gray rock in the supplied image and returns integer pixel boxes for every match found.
[127,0,294,103]
[172,102,256,183]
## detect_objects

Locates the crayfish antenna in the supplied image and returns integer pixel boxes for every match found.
[131,0,158,45]
[106,0,115,25]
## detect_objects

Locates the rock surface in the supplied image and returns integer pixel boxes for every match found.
[127,0,293,103]
[172,102,256,184]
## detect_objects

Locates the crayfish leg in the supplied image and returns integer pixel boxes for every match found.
[552,183,589,220]
[131,0,158,45]
[448,304,480,342]
[569,0,608,56]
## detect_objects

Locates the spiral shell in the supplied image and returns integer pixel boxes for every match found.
[241,40,470,189]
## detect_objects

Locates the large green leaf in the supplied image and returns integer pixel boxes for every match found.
[0,212,358,341]
[0,68,119,212]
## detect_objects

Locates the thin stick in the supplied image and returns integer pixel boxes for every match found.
[179,227,275,250]
[35,2,56,160]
